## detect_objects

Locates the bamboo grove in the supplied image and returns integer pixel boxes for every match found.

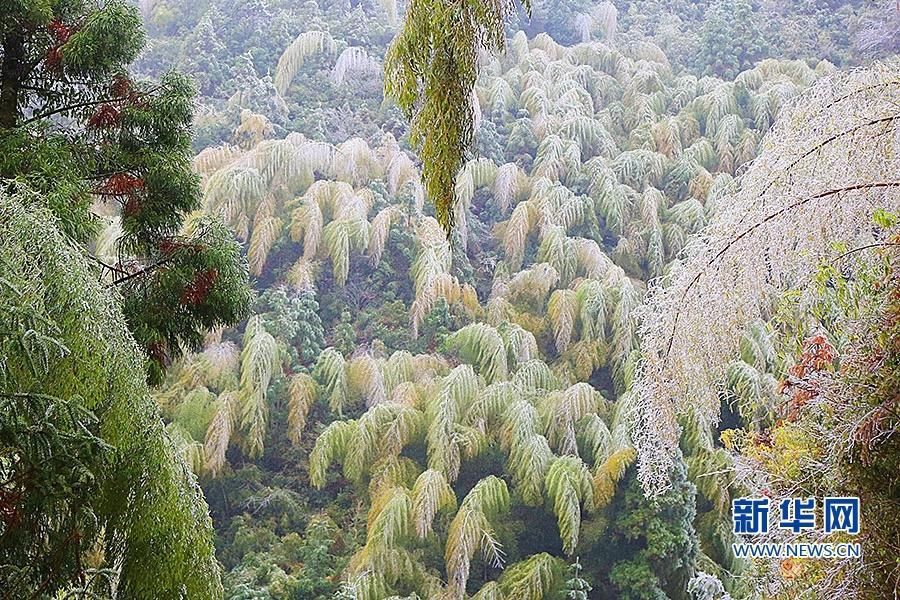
[140,13,862,599]
[4,0,897,598]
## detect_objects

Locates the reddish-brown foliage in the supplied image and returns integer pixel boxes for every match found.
[45,47,63,72]
[87,104,121,129]
[181,268,219,305]
[147,340,171,367]
[158,239,180,256]
[98,173,144,196]
[123,197,142,218]
[44,20,74,74]
[158,239,203,256]
[779,334,836,422]
[0,488,22,531]
[110,74,132,98]
[48,20,73,44]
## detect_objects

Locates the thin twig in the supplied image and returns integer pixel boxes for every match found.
[834,241,900,262]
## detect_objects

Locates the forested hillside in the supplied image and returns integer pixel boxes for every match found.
[2,1,898,599]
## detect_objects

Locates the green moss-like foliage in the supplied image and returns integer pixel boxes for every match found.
[0,191,222,598]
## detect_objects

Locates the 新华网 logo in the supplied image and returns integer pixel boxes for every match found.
[730,496,861,561]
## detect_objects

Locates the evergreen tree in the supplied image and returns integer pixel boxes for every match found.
[181,11,228,96]
[333,309,357,357]
[259,286,325,366]
[422,298,452,352]
[227,51,287,120]
[697,0,770,78]
[606,461,698,600]
[0,0,252,383]
[505,111,539,167]
[475,118,506,164]
[565,559,593,600]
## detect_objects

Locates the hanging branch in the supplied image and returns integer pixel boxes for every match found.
[663,180,900,358]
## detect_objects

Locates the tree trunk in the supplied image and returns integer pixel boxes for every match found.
[0,30,25,129]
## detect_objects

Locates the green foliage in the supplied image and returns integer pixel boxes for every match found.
[334,309,358,358]
[62,1,146,76]
[385,0,531,231]
[727,234,900,597]
[0,192,222,598]
[564,559,593,600]
[618,0,868,71]
[446,476,511,596]
[680,417,747,596]
[130,3,886,598]
[446,323,509,383]
[544,457,594,556]
[223,515,349,600]
[586,460,698,600]
[0,0,251,381]
[497,552,567,600]
[696,0,770,79]
[259,286,325,365]
[0,391,113,596]
[837,245,900,597]
[239,316,279,458]
[124,214,253,383]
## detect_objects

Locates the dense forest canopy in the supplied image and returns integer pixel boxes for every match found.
[1,0,899,599]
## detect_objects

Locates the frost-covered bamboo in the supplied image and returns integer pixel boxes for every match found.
[631,62,900,495]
